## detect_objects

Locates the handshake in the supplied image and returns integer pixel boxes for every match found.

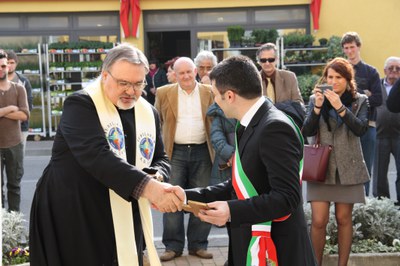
[142,178,185,213]
[142,178,231,227]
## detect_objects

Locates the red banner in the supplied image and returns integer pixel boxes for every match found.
[310,0,322,30]
[120,0,141,38]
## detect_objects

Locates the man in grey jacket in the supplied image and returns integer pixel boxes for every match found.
[374,56,400,205]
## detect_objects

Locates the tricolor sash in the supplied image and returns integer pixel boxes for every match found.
[232,117,303,266]
[85,78,161,266]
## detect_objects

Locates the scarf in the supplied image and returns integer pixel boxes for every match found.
[232,116,303,266]
[321,89,353,131]
[85,78,161,266]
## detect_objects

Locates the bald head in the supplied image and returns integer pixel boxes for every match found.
[173,57,198,92]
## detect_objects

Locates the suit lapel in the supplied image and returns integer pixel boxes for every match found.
[239,100,273,155]
[199,84,210,121]
[274,70,284,102]
[166,84,179,120]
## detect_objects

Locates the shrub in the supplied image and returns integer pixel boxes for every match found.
[326,35,345,60]
[297,74,320,103]
[304,198,400,254]
[2,209,29,265]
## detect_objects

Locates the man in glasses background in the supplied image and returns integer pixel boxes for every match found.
[256,43,305,132]
[256,43,304,104]
[374,56,400,205]
[0,49,29,212]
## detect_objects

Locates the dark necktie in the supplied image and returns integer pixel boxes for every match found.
[237,125,246,142]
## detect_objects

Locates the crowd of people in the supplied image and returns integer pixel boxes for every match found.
[1,29,399,266]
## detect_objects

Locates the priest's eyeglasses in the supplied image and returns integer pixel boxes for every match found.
[107,71,147,92]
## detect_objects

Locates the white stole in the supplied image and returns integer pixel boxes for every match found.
[85,78,161,266]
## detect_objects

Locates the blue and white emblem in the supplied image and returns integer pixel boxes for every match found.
[107,126,125,151]
[139,137,154,160]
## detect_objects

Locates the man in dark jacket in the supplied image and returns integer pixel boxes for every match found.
[341,32,382,196]
[374,56,400,205]
[169,55,317,266]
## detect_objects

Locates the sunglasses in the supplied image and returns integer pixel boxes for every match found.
[387,66,400,72]
[259,58,276,63]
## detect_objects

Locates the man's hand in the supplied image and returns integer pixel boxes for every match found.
[142,179,183,213]
[197,201,231,227]
[0,105,18,118]
[164,185,185,204]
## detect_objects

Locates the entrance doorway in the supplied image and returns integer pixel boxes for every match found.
[146,31,190,64]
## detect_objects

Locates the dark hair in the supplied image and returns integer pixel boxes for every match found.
[320,57,357,98]
[6,50,18,63]
[0,49,7,59]
[164,56,180,70]
[256,42,277,60]
[341,32,362,47]
[209,55,262,99]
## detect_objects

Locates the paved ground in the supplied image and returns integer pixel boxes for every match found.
[154,247,228,266]
[18,139,399,265]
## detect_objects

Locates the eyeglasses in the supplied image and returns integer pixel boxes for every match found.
[387,66,400,72]
[258,58,276,64]
[107,71,147,92]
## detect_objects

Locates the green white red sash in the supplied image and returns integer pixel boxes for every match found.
[232,117,303,266]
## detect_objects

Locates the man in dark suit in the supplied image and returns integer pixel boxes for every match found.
[171,55,316,266]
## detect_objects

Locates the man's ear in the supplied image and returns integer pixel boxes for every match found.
[226,90,235,103]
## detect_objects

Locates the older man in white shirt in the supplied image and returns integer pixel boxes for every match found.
[155,57,214,261]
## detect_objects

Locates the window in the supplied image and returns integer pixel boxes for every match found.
[146,12,189,27]
[196,11,247,25]
[77,15,119,28]
[27,16,68,29]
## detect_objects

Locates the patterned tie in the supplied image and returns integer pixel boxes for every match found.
[266,77,275,103]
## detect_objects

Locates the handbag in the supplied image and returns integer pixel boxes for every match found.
[303,130,332,182]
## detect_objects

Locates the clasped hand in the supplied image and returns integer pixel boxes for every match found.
[143,179,185,213]
[314,87,343,110]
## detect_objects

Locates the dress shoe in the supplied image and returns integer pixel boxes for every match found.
[160,250,182,261]
[142,254,150,266]
[189,249,213,259]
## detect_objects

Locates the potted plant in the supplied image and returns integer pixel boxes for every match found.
[297,73,321,103]
[302,34,315,47]
[318,37,328,46]
[241,35,256,47]
[251,29,269,46]
[227,25,245,48]
[326,35,345,60]
[2,209,30,265]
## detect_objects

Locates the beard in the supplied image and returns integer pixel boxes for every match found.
[117,95,138,110]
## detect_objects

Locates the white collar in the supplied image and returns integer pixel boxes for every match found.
[240,97,265,128]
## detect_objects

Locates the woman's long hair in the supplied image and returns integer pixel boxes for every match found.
[319,57,358,131]
[319,57,357,98]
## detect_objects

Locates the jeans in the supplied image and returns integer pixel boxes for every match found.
[1,142,24,212]
[373,137,400,202]
[361,126,376,196]
[162,143,212,252]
